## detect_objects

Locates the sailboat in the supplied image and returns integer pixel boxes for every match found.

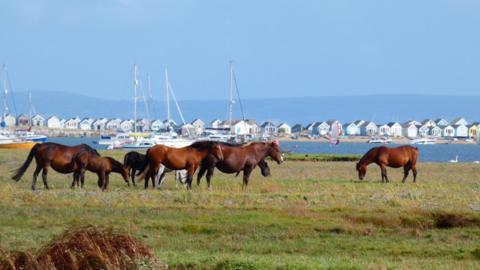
[0,64,37,149]
[123,67,193,149]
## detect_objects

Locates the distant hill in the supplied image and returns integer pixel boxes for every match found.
[8,91,480,125]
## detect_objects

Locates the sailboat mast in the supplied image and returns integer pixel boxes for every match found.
[2,64,8,122]
[133,64,138,133]
[229,61,234,133]
[28,91,32,126]
[165,69,171,127]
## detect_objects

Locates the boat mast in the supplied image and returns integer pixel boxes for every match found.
[229,61,235,133]
[133,64,139,133]
[2,64,8,125]
[165,69,171,131]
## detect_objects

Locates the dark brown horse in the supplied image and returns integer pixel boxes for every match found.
[137,141,224,190]
[123,151,148,186]
[73,151,129,191]
[356,145,419,183]
[197,141,282,189]
[11,142,100,190]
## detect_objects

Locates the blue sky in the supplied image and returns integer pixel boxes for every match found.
[0,0,479,101]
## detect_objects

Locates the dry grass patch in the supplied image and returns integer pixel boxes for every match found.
[0,225,162,270]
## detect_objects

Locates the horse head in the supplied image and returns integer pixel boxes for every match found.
[258,159,271,177]
[268,140,283,164]
[211,143,224,161]
[356,162,367,180]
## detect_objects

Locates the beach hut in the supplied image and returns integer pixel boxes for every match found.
[313,122,330,136]
[46,116,61,129]
[79,118,94,130]
[261,121,278,136]
[418,124,430,137]
[453,124,469,138]
[16,114,30,127]
[442,125,455,137]
[191,119,205,135]
[378,124,390,136]
[291,124,304,134]
[65,117,81,129]
[277,123,291,135]
[435,118,449,127]
[468,123,479,138]
[150,120,164,132]
[120,120,134,132]
[429,126,442,137]
[106,118,122,131]
[451,117,468,126]
[402,123,418,138]
[343,122,360,136]
[31,114,45,127]
[92,118,108,131]
[359,122,378,136]
[421,119,436,128]
[387,122,402,137]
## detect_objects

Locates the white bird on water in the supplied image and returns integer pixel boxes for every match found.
[449,155,459,163]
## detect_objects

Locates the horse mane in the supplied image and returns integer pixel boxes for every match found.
[189,140,219,150]
[358,147,379,165]
[80,144,100,156]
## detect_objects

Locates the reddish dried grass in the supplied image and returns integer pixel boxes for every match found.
[0,225,161,270]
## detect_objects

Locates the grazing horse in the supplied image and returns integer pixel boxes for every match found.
[356,145,419,183]
[11,142,100,190]
[196,141,282,189]
[137,141,224,190]
[73,151,129,191]
[123,151,148,186]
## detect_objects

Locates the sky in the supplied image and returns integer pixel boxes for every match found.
[0,0,479,101]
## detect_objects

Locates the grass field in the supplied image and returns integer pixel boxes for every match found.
[0,149,479,269]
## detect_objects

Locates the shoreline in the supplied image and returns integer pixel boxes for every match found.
[280,136,477,145]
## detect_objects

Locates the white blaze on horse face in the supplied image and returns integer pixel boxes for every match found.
[281,153,284,162]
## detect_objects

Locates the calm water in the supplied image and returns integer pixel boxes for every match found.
[47,137,480,163]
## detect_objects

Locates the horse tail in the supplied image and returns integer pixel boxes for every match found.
[136,149,151,182]
[136,164,149,182]
[11,143,41,181]
[123,152,130,168]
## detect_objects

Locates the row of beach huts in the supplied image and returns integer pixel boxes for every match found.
[2,113,479,139]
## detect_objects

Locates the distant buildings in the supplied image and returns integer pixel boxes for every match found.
[0,112,479,140]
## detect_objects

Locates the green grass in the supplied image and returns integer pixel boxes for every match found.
[284,153,361,162]
[0,149,479,269]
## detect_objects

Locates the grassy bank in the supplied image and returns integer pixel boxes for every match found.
[284,153,361,162]
[0,149,479,269]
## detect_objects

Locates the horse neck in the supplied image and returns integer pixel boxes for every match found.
[253,143,270,162]
[110,160,123,173]
[359,149,377,167]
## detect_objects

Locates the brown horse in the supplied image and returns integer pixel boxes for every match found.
[73,151,129,191]
[138,141,224,190]
[11,142,100,190]
[356,145,419,183]
[197,141,283,189]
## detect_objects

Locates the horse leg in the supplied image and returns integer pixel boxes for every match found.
[131,168,136,186]
[41,167,50,190]
[412,166,418,183]
[71,172,78,189]
[380,165,386,183]
[186,165,197,190]
[197,166,207,186]
[206,167,214,190]
[32,164,42,191]
[402,164,411,183]
[242,166,253,191]
[80,170,86,188]
[382,167,390,183]
[103,173,110,191]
